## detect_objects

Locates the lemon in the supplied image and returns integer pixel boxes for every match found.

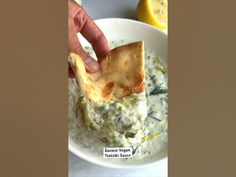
[136,0,168,30]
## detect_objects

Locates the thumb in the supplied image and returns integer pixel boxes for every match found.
[83,56,100,72]
[71,41,99,72]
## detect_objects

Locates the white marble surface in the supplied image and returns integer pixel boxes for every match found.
[69,1,168,176]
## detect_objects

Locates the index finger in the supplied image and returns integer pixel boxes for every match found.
[71,3,110,60]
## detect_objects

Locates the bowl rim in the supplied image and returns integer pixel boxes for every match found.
[93,17,167,35]
[69,142,167,169]
[69,18,168,169]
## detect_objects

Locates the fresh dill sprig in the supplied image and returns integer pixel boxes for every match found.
[150,83,167,96]
[149,74,156,84]
[147,112,161,121]
[132,145,140,155]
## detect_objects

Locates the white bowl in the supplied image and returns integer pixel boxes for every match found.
[69,18,167,168]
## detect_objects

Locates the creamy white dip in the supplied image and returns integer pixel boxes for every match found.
[80,92,147,148]
[68,40,168,160]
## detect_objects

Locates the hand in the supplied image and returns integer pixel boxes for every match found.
[68,0,109,77]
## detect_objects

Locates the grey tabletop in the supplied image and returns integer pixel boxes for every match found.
[82,0,138,20]
[69,1,167,177]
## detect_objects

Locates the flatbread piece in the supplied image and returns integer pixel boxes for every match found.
[69,41,145,102]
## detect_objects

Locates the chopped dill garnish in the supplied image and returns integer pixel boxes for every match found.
[125,132,136,138]
[149,74,156,83]
[132,145,140,155]
[150,83,167,96]
[148,111,161,121]
[78,96,84,102]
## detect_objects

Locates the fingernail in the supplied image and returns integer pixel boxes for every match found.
[84,57,99,71]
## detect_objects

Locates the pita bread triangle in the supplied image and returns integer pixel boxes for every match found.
[69,41,145,102]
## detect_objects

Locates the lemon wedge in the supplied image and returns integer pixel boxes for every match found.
[136,0,168,30]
